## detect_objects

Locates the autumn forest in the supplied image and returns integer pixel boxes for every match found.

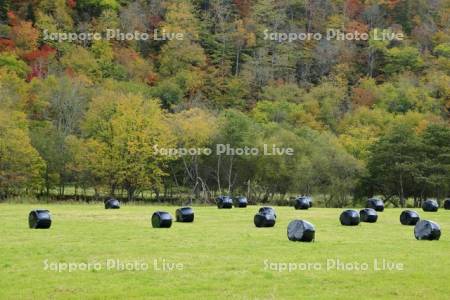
[0,0,449,207]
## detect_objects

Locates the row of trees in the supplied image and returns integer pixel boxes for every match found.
[0,0,449,206]
[2,73,449,205]
[0,75,363,202]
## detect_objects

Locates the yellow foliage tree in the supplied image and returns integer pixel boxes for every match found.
[79,91,175,199]
[0,110,45,197]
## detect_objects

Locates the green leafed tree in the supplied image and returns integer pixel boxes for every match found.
[383,46,423,75]
[0,54,30,78]
[365,123,426,207]
[420,124,450,201]
[76,0,120,16]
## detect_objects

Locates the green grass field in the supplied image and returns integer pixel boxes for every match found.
[0,203,449,300]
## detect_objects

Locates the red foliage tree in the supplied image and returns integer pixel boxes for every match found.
[385,0,401,9]
[345,20,368,34]
[0,38,15,51]
[352,87,376,107]
[23,44,56,81]
[7,10,18,25]
[345,0,363,19]
[67,0,77,9]
[233,0,252,18]
[23,44,55,62]
[146,72,158,86]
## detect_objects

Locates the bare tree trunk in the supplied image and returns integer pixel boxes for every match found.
[367,44,377,77]
[45,167,50,196]
[217,155,222,194]
[94,188,99,201]
[399,173,405,208]
[169,165,180,199]
[235,46,241,75]
[227,156,234,194]
[197,177,210,204]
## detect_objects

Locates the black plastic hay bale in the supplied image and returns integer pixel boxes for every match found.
[104,198,120,209]
[176,207,194,222]
[340,210,360,226]
[29,209,52,229]
[359,208,378,223]
[287,220,315,242]
[234,196,248,208]
[444,199,450,210]
[254,212,276,227]
[294,197,311,210]
[152,211,173,228]
[400,210,420,226]
[216,196,233,209]
[422,199,439,212]
[259,207,277,218]
[366,198,384,212]
[414,220,441,240]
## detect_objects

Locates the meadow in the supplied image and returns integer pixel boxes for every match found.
[0,203,449,300]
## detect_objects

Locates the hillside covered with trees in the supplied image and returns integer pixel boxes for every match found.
[0,0,449,206]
